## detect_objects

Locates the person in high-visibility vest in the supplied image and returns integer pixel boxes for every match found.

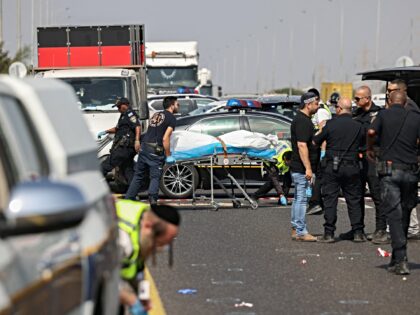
[116,199,181,315]
[251,141,292,205]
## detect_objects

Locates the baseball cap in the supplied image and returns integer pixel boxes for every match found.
[300,92,318,106]
[112,97,130,107]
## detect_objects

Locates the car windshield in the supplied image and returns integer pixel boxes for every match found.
[150,99,198,116]
[62,77,128,111]
[147,67,198,88]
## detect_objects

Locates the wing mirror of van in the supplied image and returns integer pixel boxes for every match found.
[0,180,87,237]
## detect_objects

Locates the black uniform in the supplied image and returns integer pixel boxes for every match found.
[125,110,176,203]
[101,108,140,184]
[371,104,420,263]
[313,114,364,236]
[353,103,386,232]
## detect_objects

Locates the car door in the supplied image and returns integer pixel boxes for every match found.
[245,115,291,140]
[187,115,242,137]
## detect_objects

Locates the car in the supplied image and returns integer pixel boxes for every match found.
[159,107,292,198]
[148,93,218,105]
[358,66,420,106]
[372,93,386,107]
[187,101,227,115]
[257,95,302,119]
[148,98,199,117]
[0,76,119,314]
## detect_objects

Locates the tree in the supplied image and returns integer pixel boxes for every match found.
[0,42,31,73]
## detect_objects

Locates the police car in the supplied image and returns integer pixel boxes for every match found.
[159,99,292,198]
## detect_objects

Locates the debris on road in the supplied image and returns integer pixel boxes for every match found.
[377,248,392,257]
[234,301,254,308]
[301,259,307,265]
[177,289,197,295]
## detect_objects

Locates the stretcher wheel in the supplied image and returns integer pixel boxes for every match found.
[250,202,258,210]
[232,200,241,208]
[211,201,219,211]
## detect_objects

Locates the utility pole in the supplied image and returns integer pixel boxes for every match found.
[0,0,3,43]
[375,0,381,68]
[17,0,22,51]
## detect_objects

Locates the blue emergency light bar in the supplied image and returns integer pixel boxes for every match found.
[225,98,262,110]
[177,87,198,94]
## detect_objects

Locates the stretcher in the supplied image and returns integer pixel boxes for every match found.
[177,152,266,211]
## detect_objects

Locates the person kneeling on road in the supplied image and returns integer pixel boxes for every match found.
[116,199,181,314]
[99,98,141,189]
[251,141,292,206]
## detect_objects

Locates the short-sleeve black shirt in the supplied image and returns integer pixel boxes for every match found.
[115,108,140,139]
[290,110,319,173]
[142,110,176,146]
[371,104,420,164]
[313,114,363,161]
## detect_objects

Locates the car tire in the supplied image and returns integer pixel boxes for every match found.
[160,164,199,198]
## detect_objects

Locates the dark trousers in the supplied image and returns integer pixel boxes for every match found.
[253,168,291,199]
[321,163,363,235]
[101,146,136,182]
[380,169,418,261]
[125,147,165,201]
[309,162,323,209]
[360,158,387,231]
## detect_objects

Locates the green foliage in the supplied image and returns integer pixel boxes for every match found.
[270,87,304,95]
[0,42,31,73]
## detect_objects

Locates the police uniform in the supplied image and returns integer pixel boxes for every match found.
[371,104,420,271]
[252,142,292,200]
[353,103,387,238]
[313,113,364,239]
[101,107,140,183]
[125,110,176,203]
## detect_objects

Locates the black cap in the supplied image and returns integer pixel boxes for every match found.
[112,97,130,108]
[150,204,181,226]
[307,88,320,98]
[300,92,317,106]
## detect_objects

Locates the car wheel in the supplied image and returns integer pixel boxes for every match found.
[160,164,199,198]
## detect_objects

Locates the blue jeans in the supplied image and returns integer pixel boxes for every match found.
[291,172,309,236]
[125,147,165,201]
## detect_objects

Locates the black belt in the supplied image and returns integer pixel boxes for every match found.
[143,142,164,155]
[327,159,358,166]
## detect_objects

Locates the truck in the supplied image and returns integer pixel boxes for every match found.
[145,41,200,95]
[320,82,353,103]
[34,25,149,159]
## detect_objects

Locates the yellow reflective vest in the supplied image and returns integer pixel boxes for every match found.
[116,199,149,280]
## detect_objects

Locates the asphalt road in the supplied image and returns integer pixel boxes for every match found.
[148,198,420,315]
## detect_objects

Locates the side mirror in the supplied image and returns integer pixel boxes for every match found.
[0,180,87,237]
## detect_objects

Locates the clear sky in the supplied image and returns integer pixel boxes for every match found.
[1,0,420,94]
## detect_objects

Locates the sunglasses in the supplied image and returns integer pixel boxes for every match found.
[386,88,400,94]
[354,96,367,102]
[335,105,342,110]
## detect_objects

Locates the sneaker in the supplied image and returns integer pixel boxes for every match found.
[291,228,297,240]
[295,233,317,242]
[149,198,158,206]
[317,234,335,243]
[408,232,420,240]
[353,231,367,243]
[371,229,390,244]
[339,230,354,241]
[394,260,410,275]
[306,205,323,215]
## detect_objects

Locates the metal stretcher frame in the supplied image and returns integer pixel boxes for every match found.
[178,152,263,210]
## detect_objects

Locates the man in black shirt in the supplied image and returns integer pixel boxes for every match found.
[125,96,179,204]
[290,92,320,242]
[99,98,141,186]
[368,91,420,275]
[347,86,387,244]
[313,97,365,243]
